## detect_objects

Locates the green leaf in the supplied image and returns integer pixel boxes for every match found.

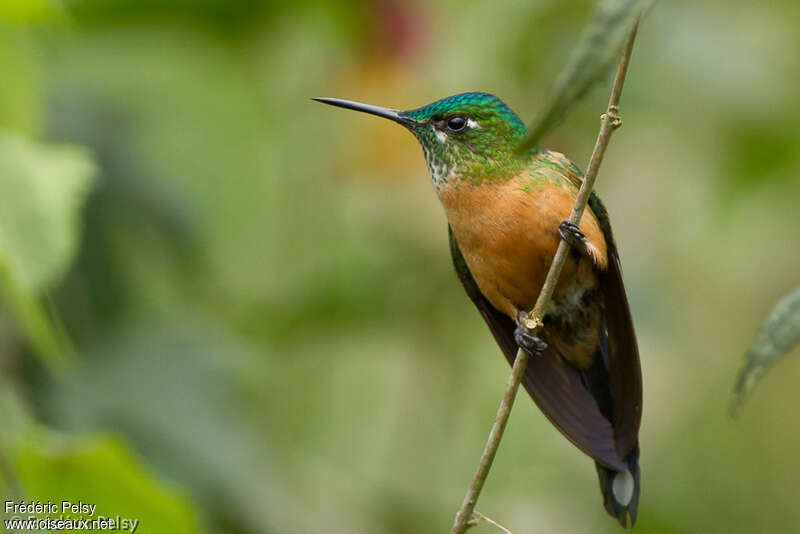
[0,386,198,533]
[731,287,800,417]
[518,0,650,151]
[0,131,97,370]
[0,131,97,292]
[13,438,198,533]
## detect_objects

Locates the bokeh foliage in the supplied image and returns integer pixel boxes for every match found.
[519,0,646,150]
[731,287,800,417]
[1,1,800,533]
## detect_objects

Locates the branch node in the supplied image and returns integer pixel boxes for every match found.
[600,111,623,129]
[523,314,542,332]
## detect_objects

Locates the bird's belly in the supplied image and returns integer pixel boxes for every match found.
[439,177,606,367]
[456,223,555,319]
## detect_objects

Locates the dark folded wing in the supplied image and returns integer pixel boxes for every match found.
[588,194,643,457]
[449,227,625,470]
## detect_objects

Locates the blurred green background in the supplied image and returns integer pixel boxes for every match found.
[2,1,800,533]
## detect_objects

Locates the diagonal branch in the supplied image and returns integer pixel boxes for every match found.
[448,15,641,534]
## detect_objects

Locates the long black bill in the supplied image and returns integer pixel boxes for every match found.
[312,97,417,127]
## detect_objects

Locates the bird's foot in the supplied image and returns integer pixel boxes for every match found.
[514,321,547,357]
[558,220,591,258]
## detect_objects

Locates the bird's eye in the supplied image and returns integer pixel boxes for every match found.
[446,115,468,133]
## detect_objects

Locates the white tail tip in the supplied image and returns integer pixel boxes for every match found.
[612,469,634,506]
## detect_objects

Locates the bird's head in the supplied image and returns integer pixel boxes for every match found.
[313,92,529,190]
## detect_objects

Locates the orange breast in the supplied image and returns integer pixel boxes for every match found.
[439,172,607,322]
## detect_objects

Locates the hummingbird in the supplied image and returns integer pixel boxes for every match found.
[313,92,642,527]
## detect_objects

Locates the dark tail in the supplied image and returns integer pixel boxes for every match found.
[596,445,640,528]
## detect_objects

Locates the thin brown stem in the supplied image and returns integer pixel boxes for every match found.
[448,16,641,534]
[469,512,515,534]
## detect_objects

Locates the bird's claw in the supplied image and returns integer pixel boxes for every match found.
[559,220,590,257]
[514,322,547,356]
[559,220,585,246]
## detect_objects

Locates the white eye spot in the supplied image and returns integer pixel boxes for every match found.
[467,118,479,129]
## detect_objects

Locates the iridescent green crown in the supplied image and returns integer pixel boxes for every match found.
[400,92,527,139]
